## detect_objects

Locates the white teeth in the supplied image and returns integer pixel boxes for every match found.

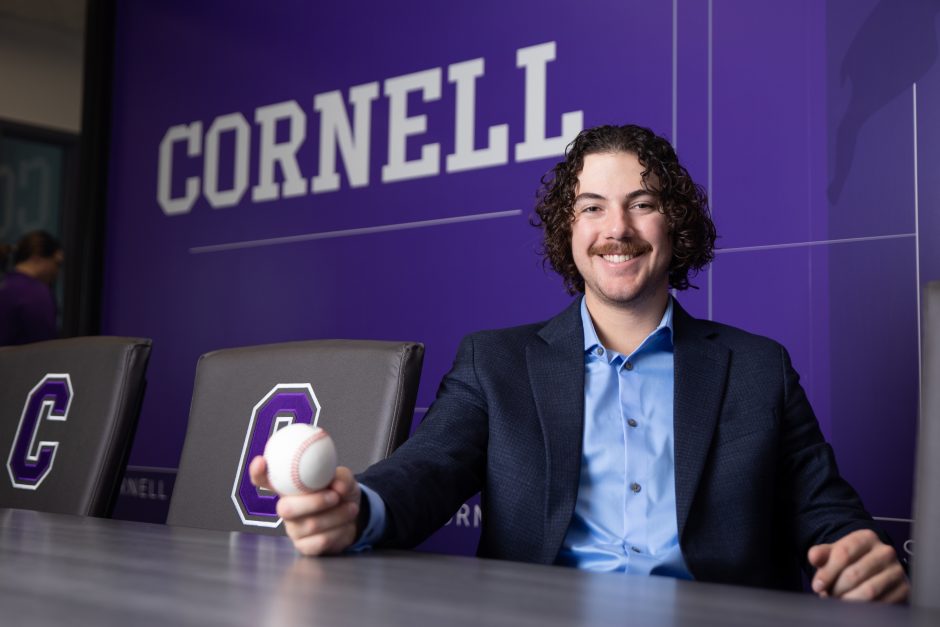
[601,254,634,263]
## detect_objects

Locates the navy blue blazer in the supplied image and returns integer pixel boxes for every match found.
[359,298,883,590]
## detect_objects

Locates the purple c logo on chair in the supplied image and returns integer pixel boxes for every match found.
[6,374,73,490]
[231,383,321,527]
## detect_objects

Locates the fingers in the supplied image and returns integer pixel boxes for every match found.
[275,467,359,518]
[811,529,879,595]
[277,491,340,519]
[279,494,359,556]
[274,466,362,557]
[829,541,899,598]
[877,575,911,604]
[283,500,359,542]
[807,544,830,568]
[840,562,909,603]
[249,458,360,557]
[810,529,909,603]
[291,520,359,556]
[248,456,272,491]
[331,466,360,502]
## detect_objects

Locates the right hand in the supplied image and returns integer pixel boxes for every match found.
[249,456,361,556]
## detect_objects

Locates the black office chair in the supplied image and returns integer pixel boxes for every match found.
[913,281,940,608]
[0,337,151,516]
[167,339,424,534]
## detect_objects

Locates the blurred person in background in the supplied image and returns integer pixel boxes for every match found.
[0,230,63,345]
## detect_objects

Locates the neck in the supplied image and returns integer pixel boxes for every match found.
[14,260,45,284]
[584,288,669,355]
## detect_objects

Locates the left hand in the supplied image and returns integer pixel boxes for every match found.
[807,529,909,603]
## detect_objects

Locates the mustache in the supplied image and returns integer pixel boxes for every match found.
[589,241,653,257]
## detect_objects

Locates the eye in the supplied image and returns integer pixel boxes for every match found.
[630,201,658,214]
[578,205,602,214]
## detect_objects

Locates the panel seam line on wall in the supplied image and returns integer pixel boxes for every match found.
[715,232,915,255]
[672,0,678,148]
[707,0,714,321]
[188,209,523,254]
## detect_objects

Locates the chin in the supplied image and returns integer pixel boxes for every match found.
[597,284,663,306]
[597,291,643,306]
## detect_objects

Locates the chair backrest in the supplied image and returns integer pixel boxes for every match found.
[167,339,423,533]
[0,337,151,516]
[913,281,940,608]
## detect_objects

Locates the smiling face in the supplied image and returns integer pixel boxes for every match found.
[570,151,672,314]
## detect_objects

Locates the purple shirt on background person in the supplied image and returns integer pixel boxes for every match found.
[0,271,57,346]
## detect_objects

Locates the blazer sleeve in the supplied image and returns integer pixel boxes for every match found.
[775,344,891,560]
[356,333,489,548]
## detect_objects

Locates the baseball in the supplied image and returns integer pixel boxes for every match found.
[263,423,337,495]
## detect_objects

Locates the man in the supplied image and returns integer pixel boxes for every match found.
[0,230,63,345]
[250,125,908,602]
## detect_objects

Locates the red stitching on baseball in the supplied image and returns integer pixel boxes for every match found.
[290,428,328,493]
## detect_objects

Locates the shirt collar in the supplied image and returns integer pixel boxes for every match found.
[581,296,674,356]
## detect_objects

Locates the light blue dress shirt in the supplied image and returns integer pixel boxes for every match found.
[357,298,692,580]
[554,297,691,578]
[352,483,385,550]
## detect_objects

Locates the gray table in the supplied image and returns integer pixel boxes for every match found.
[0,509,935,627]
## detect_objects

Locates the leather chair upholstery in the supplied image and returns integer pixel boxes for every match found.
[167,339,423,533]
[0,337,152,516]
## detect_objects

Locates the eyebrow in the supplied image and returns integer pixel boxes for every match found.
[573,189,657,205]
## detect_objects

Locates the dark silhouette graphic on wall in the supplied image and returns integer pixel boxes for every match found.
[829,0,939,204]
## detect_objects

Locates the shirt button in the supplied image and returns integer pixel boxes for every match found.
[627,418,638,428]
[595,347,604,356]
[631,546,641,553]
[631,482,641,493]
[624,361,634,371]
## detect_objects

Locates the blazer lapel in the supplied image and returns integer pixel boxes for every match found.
[672,302,730,539]
[527,299,584,563]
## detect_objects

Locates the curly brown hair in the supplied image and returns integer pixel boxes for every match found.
[532,124,716,293]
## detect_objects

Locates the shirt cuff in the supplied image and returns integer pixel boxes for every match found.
[348,482,387,552]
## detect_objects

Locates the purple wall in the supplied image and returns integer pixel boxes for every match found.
[104,0,937,561]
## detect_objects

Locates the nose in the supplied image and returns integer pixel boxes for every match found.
[605,207,635,239]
